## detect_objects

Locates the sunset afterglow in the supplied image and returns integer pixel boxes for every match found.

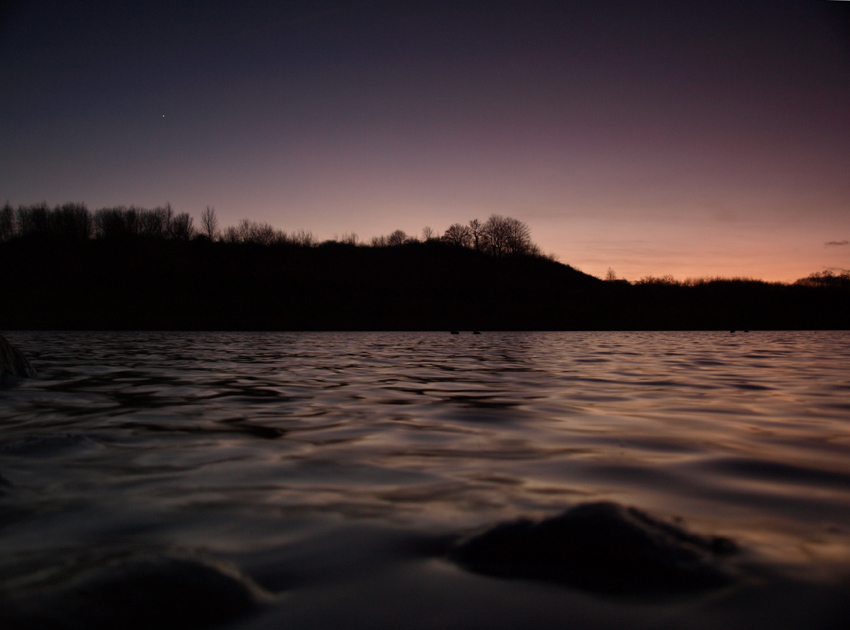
[1,0,848,282]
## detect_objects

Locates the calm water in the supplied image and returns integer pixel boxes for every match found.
[2,331,850,629]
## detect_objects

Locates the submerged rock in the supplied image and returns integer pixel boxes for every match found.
[3,553,269,630]
[450,502,739,596]
[0,334,36,387]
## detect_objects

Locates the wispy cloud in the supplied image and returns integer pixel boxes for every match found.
[825,240,849,247]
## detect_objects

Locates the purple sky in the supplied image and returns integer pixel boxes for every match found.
[2,0,848,281]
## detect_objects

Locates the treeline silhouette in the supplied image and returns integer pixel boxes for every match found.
[1,202,848,330]
[1,202,544,258]
[1,202,196,242]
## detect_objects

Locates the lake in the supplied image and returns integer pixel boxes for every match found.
[2,331,849,629]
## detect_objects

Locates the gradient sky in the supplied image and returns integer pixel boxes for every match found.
[2,0,848,282]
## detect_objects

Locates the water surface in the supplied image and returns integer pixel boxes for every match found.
[2,331,849,628]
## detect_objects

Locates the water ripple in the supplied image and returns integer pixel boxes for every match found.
[2,331,850,627]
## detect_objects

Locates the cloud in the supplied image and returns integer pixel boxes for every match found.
[825,240,849,247]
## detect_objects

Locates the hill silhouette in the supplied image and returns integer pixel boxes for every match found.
[0,202,847,330]
[1,236,848,330]
[0,237,600,330]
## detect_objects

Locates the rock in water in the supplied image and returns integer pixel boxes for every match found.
[0,334,36,387]
[2,554,269,630]
[450,501,739,596]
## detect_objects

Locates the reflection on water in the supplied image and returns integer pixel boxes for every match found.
[1,331,850,629]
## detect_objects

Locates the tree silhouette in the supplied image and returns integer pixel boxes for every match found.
[796,269,850,288]
[55,203,93,240]
[200,206,219,241]
[468,219,484,251]
[442,223,472,247]
[0,203,13,241]
[94,207,137,239]
[15,203,50,237]
[168,212,195,241]
[481,214,533,256]
[387,229,409,246]
[2,198,849,331]
[137,205,170,238]
[290,229,315,246]
[233,219,282,245]
[503,216,533,255]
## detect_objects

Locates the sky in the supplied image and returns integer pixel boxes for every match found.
[1,0,848,282]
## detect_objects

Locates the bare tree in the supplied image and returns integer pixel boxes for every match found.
[237,219,255,243]
[0,203,14,241]
[53,203,92,240]
[442,223,471,247]
[387,229,408,246]
[482,214,509,256]
[168,212,195,240]
[237,219,279,246]
[124,207,142,235]
[290,229,315,246]
[504,216,532,255]
[482,214,533,256]
[223,225,241,244]
[93,206,137,239]
[421,226,435,241]
[637,275,678,286]
[200,206,219,241]
[605,268,617,281]
[468,218,484,251]
[15,203,50,237]
[138,206,171,238]
[796,269,850,288]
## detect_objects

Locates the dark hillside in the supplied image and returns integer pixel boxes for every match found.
[3,202,845,330]
[1,239,603,330]
[1,238,847,330]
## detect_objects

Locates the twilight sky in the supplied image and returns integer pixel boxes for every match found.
[1,0,848,281]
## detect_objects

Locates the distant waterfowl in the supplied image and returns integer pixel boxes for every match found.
[450,331,460,335]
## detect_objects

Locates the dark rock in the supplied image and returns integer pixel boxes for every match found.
[0,334,36,387]
[450,501,739,596]
[3,553,269,630]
